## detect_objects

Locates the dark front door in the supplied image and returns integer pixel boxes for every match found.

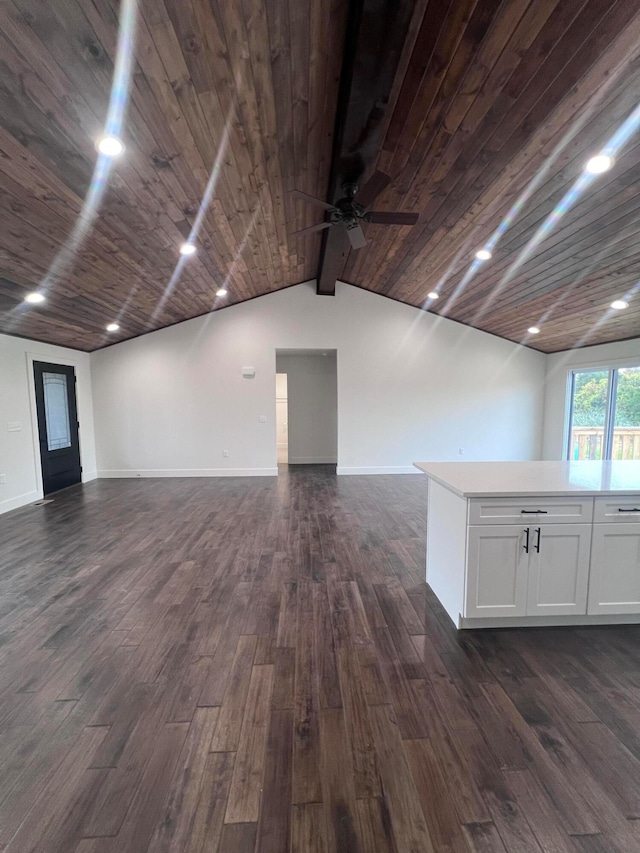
[33,361,82,495]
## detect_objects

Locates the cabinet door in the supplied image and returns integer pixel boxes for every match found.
[588,523,640,615]
[526,525,590,616]
[466,526,528,618]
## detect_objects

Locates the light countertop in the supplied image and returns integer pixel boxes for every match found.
[413,460,640,498]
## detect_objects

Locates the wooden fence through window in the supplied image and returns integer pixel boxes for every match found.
[570,427,640,460]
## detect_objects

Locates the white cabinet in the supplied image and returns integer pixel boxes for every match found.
[469,497,593,525]
[588,523,640,615]
[420,471,640,628]
[526,524,591,616]
[465,523,591,619]
[593,495,640,523]
[466,526,528,618]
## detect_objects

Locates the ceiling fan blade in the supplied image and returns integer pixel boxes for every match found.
[318,225,351,295]
[290,190,336,212]
[347,224,367,250]
[354,170,391,208]
[366,211,419,225]
[292,221,333,238]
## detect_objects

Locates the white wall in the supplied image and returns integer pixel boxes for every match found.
[0,333,97,514]
[90,282,546,477]
[276,352,337,464]
[542,336,640,459]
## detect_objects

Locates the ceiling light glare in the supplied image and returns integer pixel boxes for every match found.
[106,323,120,332]
[180,243,197,256]
[24,292,45,304]
[475,249,492,261]
[216,288,228,297]
[610,299,629,310]
[527,326,540,335]
[585,154,614,175]
[427,291,439,300]
[97,135,125,157]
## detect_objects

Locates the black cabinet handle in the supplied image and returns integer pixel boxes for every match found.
[523,528,529,553]
[618,508,640,513]
[520,509,548,514]
[535,527,541,553]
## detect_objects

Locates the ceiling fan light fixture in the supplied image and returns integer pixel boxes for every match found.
[97,135,125,157]
[475,248,492,261]
[24,292,45,304]
[611,299,629,310]
[585,153,614,174]
[179,242,197,256]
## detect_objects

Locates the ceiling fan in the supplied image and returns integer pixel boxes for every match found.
[290,175,419,250]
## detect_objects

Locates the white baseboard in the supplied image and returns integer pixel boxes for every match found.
[0,489,42,516]
[460,613,640,629]
[288,457,337,464]
[337,466,420,475]
[97,468,278,478]
[82,470,98,483]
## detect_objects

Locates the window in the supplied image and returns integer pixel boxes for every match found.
[567,365,640,460]
[43,372,72,451]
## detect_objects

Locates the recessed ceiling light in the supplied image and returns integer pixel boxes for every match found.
[216,287,227,297]
[24,292,45,304]
[475,249,492,261]
[427,291,439,300]
[97,135,125,157]
[611,299,629,310]
[106,323,120,332]
[180,242,197,256]
[585,154,614,174]
[527,326,540,334]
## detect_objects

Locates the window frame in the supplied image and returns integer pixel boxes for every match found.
[565,360,640,461]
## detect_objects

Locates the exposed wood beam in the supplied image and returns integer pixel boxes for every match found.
[316,0,416,296]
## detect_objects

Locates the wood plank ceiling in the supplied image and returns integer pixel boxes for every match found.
[0,0,640,353]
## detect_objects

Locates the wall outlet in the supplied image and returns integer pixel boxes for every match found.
[259,415,267,423]
[223,450,229,457]
[0,474,6,484]
[459,447,464,455]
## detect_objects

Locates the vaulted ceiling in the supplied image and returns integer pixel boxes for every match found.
[1,0,640,353]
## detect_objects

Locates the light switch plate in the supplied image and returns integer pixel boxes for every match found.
[7,422,21,432]
[259,415,267,423]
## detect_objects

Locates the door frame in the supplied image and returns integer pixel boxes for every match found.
[25,352,88,499]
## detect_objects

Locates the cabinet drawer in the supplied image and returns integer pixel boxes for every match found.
[594,495,640,523]
[468,497,593,525]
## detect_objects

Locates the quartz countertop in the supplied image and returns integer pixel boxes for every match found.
[412,460,640,498]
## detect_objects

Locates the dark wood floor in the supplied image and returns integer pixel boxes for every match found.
[2,467,640,852]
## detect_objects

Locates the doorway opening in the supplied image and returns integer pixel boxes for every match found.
[33,361,82,495]
[275,349,337,471]
[276,373,289,463]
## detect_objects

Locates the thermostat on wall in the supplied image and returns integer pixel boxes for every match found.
[241,367,255,378]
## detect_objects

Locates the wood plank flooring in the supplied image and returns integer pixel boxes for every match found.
[1,466,640,851]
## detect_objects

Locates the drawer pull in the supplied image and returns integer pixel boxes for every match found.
[520,509,548,514]
[618,507,640,513]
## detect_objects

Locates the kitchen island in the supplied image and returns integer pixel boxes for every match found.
[413,461,640,629]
